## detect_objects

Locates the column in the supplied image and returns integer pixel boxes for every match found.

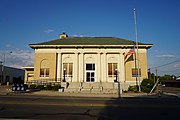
[24,71,28,84]
[119,53,125,82]
[102,52,107,82]
[97,52,101,82]
[74,52,79,82]
[79,52,84,82]
[57,52,62,82]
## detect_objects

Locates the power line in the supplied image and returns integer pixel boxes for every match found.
[156,68,180,73]
[149,59,180,70]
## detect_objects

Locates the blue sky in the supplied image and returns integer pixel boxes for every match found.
[0,0,180,76]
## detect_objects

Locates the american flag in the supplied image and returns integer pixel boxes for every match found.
[125,49,135,59]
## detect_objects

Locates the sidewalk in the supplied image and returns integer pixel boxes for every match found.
[0,85,178,98]
[0,85,11,95]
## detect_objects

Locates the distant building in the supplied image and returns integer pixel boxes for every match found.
[25,33,152,91]
[0,64,25,85]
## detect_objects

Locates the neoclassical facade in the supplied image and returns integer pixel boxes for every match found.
[26,34,152,90]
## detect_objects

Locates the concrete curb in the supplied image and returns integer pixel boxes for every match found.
[0,88,179,98]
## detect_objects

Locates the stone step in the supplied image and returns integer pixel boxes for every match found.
[63,82,119,94]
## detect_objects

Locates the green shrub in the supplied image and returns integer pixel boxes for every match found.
[45,85,53,90]
[29,84,37,89]
[128,85,138,92]
[36,85,44,90]
[52,84,61,91]
[29,84,61,91]
[141,79,155,93]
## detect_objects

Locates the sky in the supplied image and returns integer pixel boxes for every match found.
[0,0,180,76]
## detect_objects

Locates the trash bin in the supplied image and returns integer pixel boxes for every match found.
[12,83,26,92]
[12,83,17,91]
[20,84,25,91]
[16,84,20,91]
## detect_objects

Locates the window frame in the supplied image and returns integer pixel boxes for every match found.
[85,63,95,82]
[63,63,73,77]
[132,68,141,77]
[40,68,49,77]
[108,63,117,77]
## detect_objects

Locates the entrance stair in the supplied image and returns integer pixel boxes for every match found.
[63,82,119,94]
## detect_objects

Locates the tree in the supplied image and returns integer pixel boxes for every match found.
[159,74,176,82]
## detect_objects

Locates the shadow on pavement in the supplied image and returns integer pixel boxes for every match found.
[97,93,180,120]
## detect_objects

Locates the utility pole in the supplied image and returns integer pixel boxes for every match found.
[156,67,158,82]
[148,68,151,79]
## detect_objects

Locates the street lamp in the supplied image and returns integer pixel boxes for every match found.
[115,69,118,82]
[63,68,66,82]
[115,68,121,98]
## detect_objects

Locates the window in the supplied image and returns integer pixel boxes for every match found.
[40,68,49,77]
[86,64,95,70]
[40,59,49,78]
[63,63,73,77]
[108,63,117,77]
[86,64,95,82]
[132,68,141,77]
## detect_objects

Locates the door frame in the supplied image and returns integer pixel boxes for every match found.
[85,63,95,82]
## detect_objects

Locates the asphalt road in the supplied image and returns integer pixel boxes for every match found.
[0,95,180,120]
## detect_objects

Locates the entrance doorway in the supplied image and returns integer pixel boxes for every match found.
[86,64,95,82]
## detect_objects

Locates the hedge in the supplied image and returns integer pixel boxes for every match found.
[28,84,61,91]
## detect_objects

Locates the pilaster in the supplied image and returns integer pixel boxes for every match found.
[74,52,79,82]
[119,53,125,82]
[79,52,84,82]
[57,52,62,82]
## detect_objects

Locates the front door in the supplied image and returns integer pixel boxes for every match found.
[86,64,95,82]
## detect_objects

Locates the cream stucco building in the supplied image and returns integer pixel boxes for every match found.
[24,33,152,91]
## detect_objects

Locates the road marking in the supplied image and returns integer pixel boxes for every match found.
[0,101,106,107]
[0,101,180,108]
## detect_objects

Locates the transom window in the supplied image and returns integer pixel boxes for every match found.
[86,64,95,70]
[108,63,117,77]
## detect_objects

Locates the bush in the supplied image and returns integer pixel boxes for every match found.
[52,84,61,91]
[36,85,44,90]
[29,84,37,89]
[141,79,155,93]
[44,84,53,90]
[29,84,61,91]
[128,85,138,92]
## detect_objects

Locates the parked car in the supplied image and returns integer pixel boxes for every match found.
[176,77,180,80]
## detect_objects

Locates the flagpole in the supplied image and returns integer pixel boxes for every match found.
[133,8,141,92]
[134,43,138,90]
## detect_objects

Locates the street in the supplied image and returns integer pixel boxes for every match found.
[0,95,180,120]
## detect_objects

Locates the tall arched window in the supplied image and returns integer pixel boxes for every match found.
[40,59,49,77]
[107,56,118,77]
[63,63,73,77]
[108,63,117,77]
